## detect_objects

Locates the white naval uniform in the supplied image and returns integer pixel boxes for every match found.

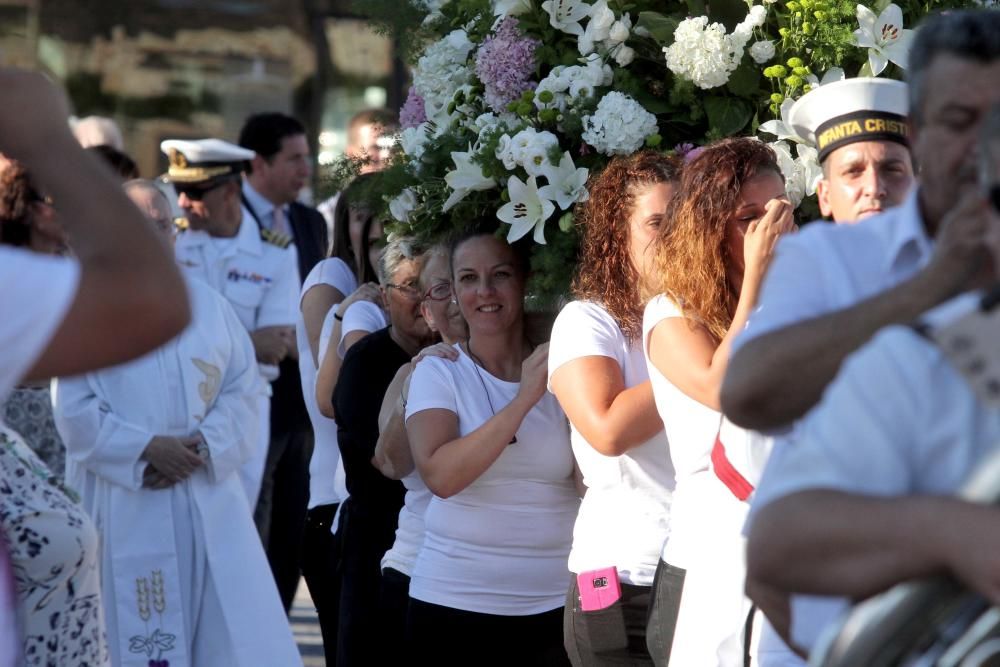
[55,277,302,667]
[733,190,932,662]
[748,292,999,657]
[174,210,300,508]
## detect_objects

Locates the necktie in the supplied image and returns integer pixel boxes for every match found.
[272,206,289,237]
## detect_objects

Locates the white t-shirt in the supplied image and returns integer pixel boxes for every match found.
[547,301,674,586]
[337,300,388,359]
[406,348,580,615]
[642,295,724,568]
[380,470,432,577]
[0,249,80,402]
[297,258,356,509]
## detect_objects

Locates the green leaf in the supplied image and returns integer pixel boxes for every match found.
[636,11,679,44]
[704,96,754,136]
[685,0,708,18]
[707,0,749,30]
[726,61,762,97]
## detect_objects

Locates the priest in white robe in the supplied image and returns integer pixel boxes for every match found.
[54,181,302,667]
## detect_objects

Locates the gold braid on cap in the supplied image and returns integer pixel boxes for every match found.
[167,148,236,183]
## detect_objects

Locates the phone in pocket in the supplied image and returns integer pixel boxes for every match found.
[577,567,627,653]
[578,566,623,611]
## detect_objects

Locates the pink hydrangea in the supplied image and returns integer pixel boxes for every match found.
[475,17,539,113]
[400,87,427,130]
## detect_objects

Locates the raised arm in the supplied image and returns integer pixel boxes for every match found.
[723,191,993,430]
[407,345,548,499]
[1,70,190,380]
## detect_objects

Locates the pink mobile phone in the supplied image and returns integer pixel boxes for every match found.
[577,567,622,611]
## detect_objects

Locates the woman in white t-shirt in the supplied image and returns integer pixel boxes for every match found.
[642,138,794,666]
[314,175,386,419]
[548,151,682,666]
[405,230,579,666]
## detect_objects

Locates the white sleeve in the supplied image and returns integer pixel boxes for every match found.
[547,301,626,390]
[732,232,831,353]
[54,374,151,491]
[0,250,80,399]
[405,357,458,419]
[257,245,300,329]
[197,297,262,483]
[338,300,385,359]
[747,327,927,524]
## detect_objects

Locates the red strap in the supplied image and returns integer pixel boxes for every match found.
[711,434,754,502]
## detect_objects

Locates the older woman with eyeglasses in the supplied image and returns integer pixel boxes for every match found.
[330,235,436,666]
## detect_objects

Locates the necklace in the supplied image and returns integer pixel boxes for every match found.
[465,341,518,445]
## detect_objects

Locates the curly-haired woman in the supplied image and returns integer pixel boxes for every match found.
[642,138,794,666]
[547,151,682,666]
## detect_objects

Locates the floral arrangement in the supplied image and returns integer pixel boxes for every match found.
[334,0,976,303]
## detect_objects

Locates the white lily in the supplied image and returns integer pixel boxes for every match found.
[806,66,846,87]
[759,99,800,142]
[769,140,806,207]
[578,0,614,54]
[494,0,533,17]
[541,0,590,36]
[389,188,418,223]
[443,150,497,212]
[853,3,915,76]
[538,151,590,211]
[497,175,556,244]
[796,144,823,197]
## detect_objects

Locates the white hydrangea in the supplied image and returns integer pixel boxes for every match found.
[400,124,431,162]
[412,30,474,118]
[750,40,775,64]
[581,92,658,156]
[664,17,744,90]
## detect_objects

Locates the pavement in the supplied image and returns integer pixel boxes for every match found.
[292,580,326,666]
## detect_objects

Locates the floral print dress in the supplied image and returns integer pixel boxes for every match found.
[0,424,109,666]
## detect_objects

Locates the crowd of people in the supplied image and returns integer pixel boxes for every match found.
[1,7,1000,667]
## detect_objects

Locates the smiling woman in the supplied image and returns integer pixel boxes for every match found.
[403,228,579,665]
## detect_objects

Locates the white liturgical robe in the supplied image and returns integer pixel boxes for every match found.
[55,278,302,667]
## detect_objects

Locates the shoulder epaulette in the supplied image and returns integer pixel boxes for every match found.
[260,227,292,249]
[174,217,190,232]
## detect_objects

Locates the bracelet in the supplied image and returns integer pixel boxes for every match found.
[334,311,344,322]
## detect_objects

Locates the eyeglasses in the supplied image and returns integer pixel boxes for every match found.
[423,282,452,302]
[386,283,422,300]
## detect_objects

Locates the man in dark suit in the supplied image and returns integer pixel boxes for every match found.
[239,112,327,612]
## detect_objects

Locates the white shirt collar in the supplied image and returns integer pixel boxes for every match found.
[879,188,931,274]
[242,180,283,222]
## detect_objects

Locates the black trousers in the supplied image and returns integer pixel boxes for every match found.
[378,567,411,666]
[301,503,342,666]
[406,597,571,667]
[564,575,656,666]
[254,423,313,612]
[645,560,686,667]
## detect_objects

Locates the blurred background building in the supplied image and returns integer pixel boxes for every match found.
[0,0,407,194]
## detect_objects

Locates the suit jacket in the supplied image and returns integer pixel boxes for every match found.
[242,195,329,433]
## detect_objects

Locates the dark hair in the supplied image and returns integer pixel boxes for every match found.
[87,144,139,181]
[357,214,384,284]
[330,172,381,282]
[908,10,1000,124]
[573,151,683,342]
[648,137,782,341]
[238,113,306,172]
[0,160,34,246]
[448,221,532,280]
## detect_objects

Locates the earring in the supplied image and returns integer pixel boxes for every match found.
[450,298,458,304]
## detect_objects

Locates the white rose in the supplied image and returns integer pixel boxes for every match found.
[495,133,518,170]
[608,17,630,44]
[389,188,418,223]
[613,44,635,66]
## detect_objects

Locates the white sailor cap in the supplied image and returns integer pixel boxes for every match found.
[788,78,909,162]
[159,138,255,184]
